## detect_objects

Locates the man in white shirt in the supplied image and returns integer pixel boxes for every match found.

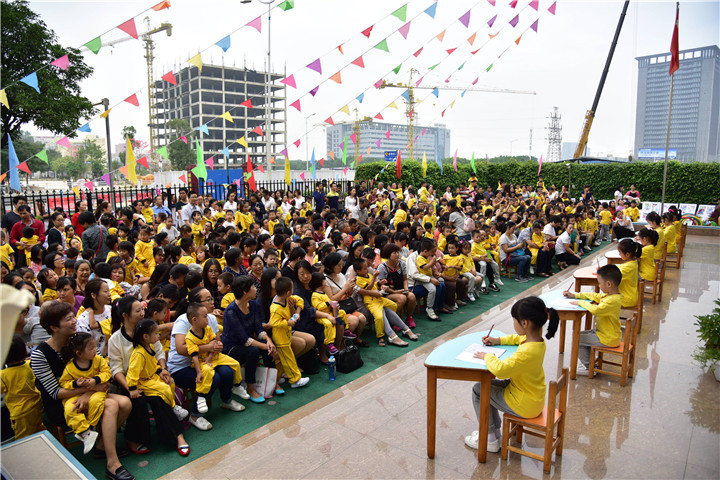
[543,215,561,241]
[262,190,277,212]
[180,191,203,226]
[349,198,369,227]
[376,182,387,196]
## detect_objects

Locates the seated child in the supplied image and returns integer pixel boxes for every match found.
[1,336,44,440]
[637,228,659,282]
[269,277,310,388]
[310,272,355,356]
[37,268,59,303]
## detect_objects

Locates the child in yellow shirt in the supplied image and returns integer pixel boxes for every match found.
[0,231,15,270]
[190,211,206,248]
[235,202,253,233]
[637,228,659,281]
[134,226,156,277]
[310,272,355,356]
[616,238,642,308]
[19,227,39,266]
[393,203,408,231]
[269,278,310,388]
[1,336,44,440]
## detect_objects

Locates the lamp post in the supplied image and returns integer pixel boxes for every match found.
[304,112,316,171]
[509,138,519,157]
[93,98,115,210]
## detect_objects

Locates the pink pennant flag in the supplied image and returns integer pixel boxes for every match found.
[51,54,70,70]
[118,18,138,39]
[290,99,301,111]
[309,86,319,96]
[472,77,479,85]
[339,142,345,150]
[376,139,381,148]
[446,48,457,55]
[538,154,543,176]
[398,22,411,39]
[459,10,471,28]
[137,156,149,169]
[361,25,373,38]
[205,157,214,169]
[509,0,518,8]
[56,136,71,148]
[351,56,365,68]
[487,0,496,5]
[300,172,305,181]
[421,128,427,136]
[324,116,334,126]
[488,14,497,28]
[413,47,423,57]
[529,0,539,10]
[280,74,296,89]
[343,167,348,176]
[247,16,262,32]
[374,113,384,120]
[385,130,391,140]
[258,165,265,173]
[441,109,446,117]
[415,76,424,87]
[548,2,556,15]
[180,135,187,144]
[234,179,242,187]
[84,181,94,191]
[124,94,140,107]
[509,14,519,27]
[100,173,111,186]
[280,148,288,157]
[307,58,322,74]
[453,150,458,172]
[530,19,539,33]
[350,133,357,144]
[293,139,301,148]
[358,154,363,164]
[373,79,383,89]
[162,71,177,85]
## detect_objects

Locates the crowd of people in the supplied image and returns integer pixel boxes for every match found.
[0,176,687,479]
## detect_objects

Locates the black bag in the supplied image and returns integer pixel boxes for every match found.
[338,297,359,314]
[296,347,320,375]
[336,340,363,374]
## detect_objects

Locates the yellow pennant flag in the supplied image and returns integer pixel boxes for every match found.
[100,108,112,118]
[339,105,350,116]
[450,100,456,109]
[236,136,248,148]
[422,152,427,178]
[0,89,8,109]
[72,186,80,197]
[125,137,138,185]
[188,53,202,72]
[284,156,291,186]
[388,101,398,110]
[220,111,234,123]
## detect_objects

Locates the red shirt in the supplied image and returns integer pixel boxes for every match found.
[9,218,45,246]
[71,212,85,237]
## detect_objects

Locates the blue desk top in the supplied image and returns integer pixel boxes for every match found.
[425,330,519,370]
[538,289,588,312]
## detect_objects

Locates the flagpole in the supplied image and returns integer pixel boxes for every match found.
[661,73,674,213]
[662,1,680,213]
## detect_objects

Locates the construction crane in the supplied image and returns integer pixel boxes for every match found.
[81,18,172,151]
[351,108,373,161]
[573,0,629,159]
[379,68,536,161]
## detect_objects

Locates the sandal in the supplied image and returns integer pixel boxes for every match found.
[126,442,150,455]
[388,335,409,347]
[378,338,386,347]
[402,329,419,341]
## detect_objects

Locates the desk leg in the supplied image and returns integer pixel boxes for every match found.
[427,368,437,459]
[558,319,566,354]
[584,311,592,330]
[477,379,491,463]
[570,314,581,380]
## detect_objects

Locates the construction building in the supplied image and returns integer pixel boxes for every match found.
[634,45,720,162]
[151,64,286,168]
[326,121,450,163]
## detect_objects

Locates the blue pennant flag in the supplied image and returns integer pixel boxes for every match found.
[20,72,40,93]
[311,148,316,180]
[401,89,410,101]
[78,123,92,133]
[197,124,209,135]
[431,87,439,98]
[7,134,21,192]
[424,2,437,18]
[221,147,230,157]
[356,93,364,103]
[216,36,231,52]
[461,89,467,98]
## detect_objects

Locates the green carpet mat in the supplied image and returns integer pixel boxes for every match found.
[71,245,609,479]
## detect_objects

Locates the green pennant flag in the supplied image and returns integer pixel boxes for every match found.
[156,146,168,160]
[342,135,347,165]
[471,152,477,174]
[35,149,48,164]
[278,0,294,10]
[392,64,402,74]
[374,39,389,52]
[391,4,407,22]
[458,62,466,70]
[486,64,494,72]
[193,139,207,180]
[429,63,439,70]
[85,36,102,55]
[351,161,355,169]
[244,172,252,180]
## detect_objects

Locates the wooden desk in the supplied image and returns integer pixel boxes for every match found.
[425,330,518,463]
[539,290,588,380]
[605,249,623,265]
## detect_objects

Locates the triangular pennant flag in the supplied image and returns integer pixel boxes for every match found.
[453,150,458,172]
[240,98,252,108]
[100,173,111,186]
[280,74,296,88]
[398,22,411,39]
[222,147,230,157]
[510,14,519,27]
[278,0,294,11]
[307,58,322,74]
[530,0,539,10]
[17,161,31,175]
[413,47,423,57]
[180,135,187,144]
[424,2,437,18]
[401,89,410,101]
[319,158,325,166]
[471,48,480,54]
[329,71,342,84]
[441,109,446,117]
[119,165,129,179]
[137,156,149,169]
[205,157,214,170]
[284,156,291,186]
[179,174,187,183]
[510,0,518,7]
[72,186,80,197]
[343,167,348,176]
[0,173,5,183]
[515,35,522,45]
[188,53,202,72]
[216,36,231,52]
[486,64,494,72]
[388,101,398,109]
[328,150,335,160]
[488,14,497,28]
[458,62,466,70]
[393,64,402,74]
[269,156,276,164]
[386,130,391,140]
[165,182,172,188]
[197,124,209,135]
[84,37,102,54]
[309,86,319,96]
[57,136,71,148]
[459,10,471,28]
[342,134,347,165]
[351,56,365,68]
[374,113,384,120]
[431,87,439,98]
[0,89,7,109]
[124,94,140,106]
[366,146,372,154]
[395,150,401,179]
[324,116,334,126]
[422,152,427,178]
[422,128,427,136]
[487,0,496,5]
[34,149,48,163]
[293,139,301,148]
[391,4,407,22]
[428,63,439,70]
[538,154,543,176]
[7,135,20,191]
[237,136,248,148]
[356,93,365,103]
[117,18,138,39]
[376,138,381,148]
[468,33,477,45]
[361,25,374,38]
[340,105,350,116]
[436,30,446,42]
[252,126,264,136]
[280,148,288,157]
[300,172,305,181]
[337,44,344,54]
[258,164,265,173]
[350,133,357,144]
[290,99,301,111]
[461,89,467,97]
[51,54,70,70]
[192,139,207,180]
[531,19,539,32]
[488,33,499,39]
[548,1,556,15]
[446,48,457,55]
[416,76,424,87]
[152,0,171,10]
[20,72,40,93]
[374,79,383,88]
[162,71,177,85]
[157,146,168,159]
[471,152,477,174]
[78,123,91,133]
[220,111,234,123]
[247,16,262,32]
[374,39,389,52]
[100,108,112,119]
[125,137,138,184]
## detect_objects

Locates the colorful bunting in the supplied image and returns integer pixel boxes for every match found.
[324,116,334,126]
[137,156,149,169]
[251,126,264,136]
[374,113,384,120]
[293,139,301,148]
[216,36,231,52]
[100,108,112,119]
[278,0,294,11]
[78,123,91,133]
[487,0,496,5]
[436,30,446,42]
[446,48,457,55]
[328,150,335,160]
[538,154,543,176]
[34,149,48,163]
[337,44,344,54]
[401,89,410,101]
[361,25,374,38]
[515,35,522,45]
[531,19,539,32]
[247,16,262,32]
[356,93,365,103]
[197,124,209,135]
[280,74,296,88]
[431,87,439,98]
[416,76,424,86]
[385,130,391,140]
[424,2,437,18]
[280,148,288,157]
[530,0,539,10]
[488,14,497,28]
[319,158,325,167]
[548,2,557,15]
[374,39,389,52]
[376,138,381,147]
[413,47,423,57]
[342,134,347,165]
[0,89,7,109]
[7,135,20,191]
[300,172,305,181]
[468,33,477,45]
[366,146,372,154]
[220,111,234,123]
[162,71,177,85]
[258,165,265,173]
[239,99,252,108]
[221,147,230,157]
[340,105,350,115]
[459,10,471,28]
[398,22,411,39]
[309,86,319,96]
[180,135,187,144]
[124,94,140,107]
[179,174,187,183]
[157,146,168,160]
[307,58,322,74]
[350,133,357,144]
[351,56,365,68]
[191,139,207,181]
[51,55,70,70]
[395,150,402,179]
[453,150,458,172]
[16,161,31,175]
[188,53,202,72]
[20,72,40,93]
[269,156,276,164]
[373,79,383,88]
[388,101,398,109]
[486,64,494,72]
[237,136,248,148]
[72,186,80,197]
[393,64,402,75]
[57,136,71,148]
[152,0,171,11]
[343,167,348,176]
[510,14,519,27]
[205,157,214,170]
[118,18,138,39]
[329,72,342,84]
[84,37,102,54]
[290,99,301,111]
[391,4,407,22]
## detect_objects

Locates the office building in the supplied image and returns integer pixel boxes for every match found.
[634,45,720,162]
[151,64,286,168]
[326,121,450,163]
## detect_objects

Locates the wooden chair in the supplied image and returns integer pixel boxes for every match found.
[502,259,518,279]
[501,368,569,474]
[666,224,687,269]
[621,279,645,331]
[643,242,666,304]
[589,313,639,386]
[50,424,82,449]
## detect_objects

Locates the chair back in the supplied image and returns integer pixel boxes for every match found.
[622,312,638,349]
[546,367,569,433]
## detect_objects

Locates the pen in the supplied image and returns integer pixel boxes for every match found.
[487,323,495,338]
[565,281,574,293]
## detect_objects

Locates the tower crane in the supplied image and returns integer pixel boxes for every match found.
[379,68,536,161]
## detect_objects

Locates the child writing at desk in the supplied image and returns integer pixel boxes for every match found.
[564,264,623,376]
[466,296,559,453]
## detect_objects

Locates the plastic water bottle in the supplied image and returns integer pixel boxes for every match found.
[328,355,336,381]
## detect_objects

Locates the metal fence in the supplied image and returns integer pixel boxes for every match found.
[1,179,357,217]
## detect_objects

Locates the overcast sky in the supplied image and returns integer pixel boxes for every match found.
[21,0,720,162]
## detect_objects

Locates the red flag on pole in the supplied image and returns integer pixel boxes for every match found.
[395,150,402,179]
[669,3,679,76]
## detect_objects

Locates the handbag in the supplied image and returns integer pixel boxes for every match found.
[463,216,476,233]
[338,297,359,314]
[336,340,363,374]
[296,347,320,375]
[254,366,278,399]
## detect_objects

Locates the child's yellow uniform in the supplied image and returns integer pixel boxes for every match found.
[355,274,397,338]
[664,224,677,253]
[220,292,236,310]
[42,287,58,303]
[268,220,278,236]
[1,243,15,269]
[653,226,665,260]
[484,335,547,419]
[617,260,638,308]
[471,241,487,260]
[625,207,639,222]
[191,223,205,247]
[418,187,429,204]
[311,291,348,345]
[437,234,447,253]
[109,280,124,301]
[585,218,598,234]
[126,345,175,407]
[416,255,433,276]
[108,227,118,236]
[270,296,303,383]
[157,222,166,234]
[124,258,139,283]
[422,214,437,231]
[0,361,44,439]
[599,210,613,225]
[106,251,118,263]
[142,207,154,224]
[528,232,546,265]
[178,254,195,266]
[135,240,155,277]
[639,245,655,281]
[19,235,39,265]
[185,326,242,394]
[59,356,111,434]
[235,211,253,233]
[442,254,464,277]
[393,209,407,230]
[407,197,417,210]
[573,292,622,347]
[460,254,474,274]
[390,187,403,201]
[481,239,501,265]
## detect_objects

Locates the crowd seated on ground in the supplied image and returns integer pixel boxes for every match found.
[0,177,686,479]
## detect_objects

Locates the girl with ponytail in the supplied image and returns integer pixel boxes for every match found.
[616,238,644,308]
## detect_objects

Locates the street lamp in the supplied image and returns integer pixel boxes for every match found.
[304,112,317,171]
[509,138,519,157]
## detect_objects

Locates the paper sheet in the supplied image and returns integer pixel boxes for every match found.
[551,297,580,309]
[456,343,506,365]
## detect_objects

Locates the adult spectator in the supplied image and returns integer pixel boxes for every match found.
[555,223,581,268]
[313,183,326,213]
[345,187,358,211]
[624,184,640,202]
[152,195,171,218]
[261,190,277,212]
[9,205,46,251]
[612,211,635,240]
[79,211,110,261]
[614,185,624,203]
[349,198,369,227]
[71,201,88,237]
[448,200,470,241]
[580,184,594,203]
[499,221,532,282]
[223,191,239,213]
[1,195,26,236]
[47,212,67,250]
[180,191,203,226]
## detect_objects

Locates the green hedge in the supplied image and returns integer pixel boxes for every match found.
[354,160,720,204]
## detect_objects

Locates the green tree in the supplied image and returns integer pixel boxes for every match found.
[166,119,195,171]
[121,125,136,140]
[51,155,86,179]
[0,0,95,147]
[77,138,106,177]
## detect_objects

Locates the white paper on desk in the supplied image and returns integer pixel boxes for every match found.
[551,297,579,309]
[456,343,505,365]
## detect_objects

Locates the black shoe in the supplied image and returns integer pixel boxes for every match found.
[106,466,134,480]
[94,446,130,459]
[355,339,370,348]
[478,287,489,295]
[489,284,500,292]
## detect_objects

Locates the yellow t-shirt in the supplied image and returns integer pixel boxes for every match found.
[185,325,216,362]
[422,214,437,231]
[585,218,598,234]
[460,254,474,274]
[191,223,205,247]
[418,187,429,204]
[235,212,253,233]
[124,258,139,283]
[109,281,124,301]
[664,224,677,253]
[142,207,154,224]
[437,234,447,253]
[19,235,39,264]
[575,292,622,347]
[268,220,278,236]
[471,241,487,259]
[600,210,613,225]
[0,361,43,420]
[221,292,236,309]
[639,245,655,281]
[389,187,403,201]
[178,255,195,266]
[617,260,638,308]
[653,226,665,261]
[269,295,303,346]
[393,209,407,230]
[135,240,155,277]
[0,243,15,269]
[416,255,432,276]
[407,197,417,210]
[60,355,111,391]
[42,288,58,303]
[442,254,464,277]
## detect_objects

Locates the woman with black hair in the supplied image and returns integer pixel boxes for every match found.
[281,246,306,282]
[292,260,332,363]
[342,240,364,274]
[202,258,223,309]
[44,251,65,277]
[223,248,247,277]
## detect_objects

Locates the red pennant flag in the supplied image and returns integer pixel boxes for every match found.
[374,113,384,120]
[361,25,373,38]
[446,48,457,55]
[180,136,187,144]
[179,174,187,183]
[395,150,402,179]
[246,155,257,191]
[329,72,342,84]
[471,48,480,55]
[258,165,265,173]
[252,126,264,136]
[124,94,140,106]
[669,3,679,75]
[413,47,423,57]
[324,116,334,126]
[319,158,325,167]
[137,156,149,168]
[510,0,518,7]
[162,71,177,85]
[351,56,365,68]
[290,99,301,111]
[16,161,31,175]
[152,0,171,11]
[293,139,301,148]
[118,18,138,39]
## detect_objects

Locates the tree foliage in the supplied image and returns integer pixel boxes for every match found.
[0,0,95,147]
[77,138,106,178]
[166,119,195,171]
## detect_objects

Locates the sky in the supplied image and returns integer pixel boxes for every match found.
[17,0,720,163]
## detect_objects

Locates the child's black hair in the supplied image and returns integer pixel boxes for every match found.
[618,238,643,259]
[145,298,168,318]
[5,335,28,365]
[274,276,293,296]
[637,227,659,246]
[597,264,622,287]
[132,319,158,347]
[67,332,93,360]
[309,271,325,291]
[186,302,206,324]
[510,296,560,340]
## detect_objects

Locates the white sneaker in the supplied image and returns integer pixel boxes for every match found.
[464,430,479,449]
[196,396,208,414]
[425,308,439,320]
[172,404,189,420]
[583,246,591,252]
[468,293,476,302]
[290,377,310,388]
[232,384,251,400]
[529,266,535,275]
[76,429,98,455]
[576,362,590,376]
[221,399,246,412]
[188,415,213,431]
[495,278,504,286]
[487,437,501,453]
